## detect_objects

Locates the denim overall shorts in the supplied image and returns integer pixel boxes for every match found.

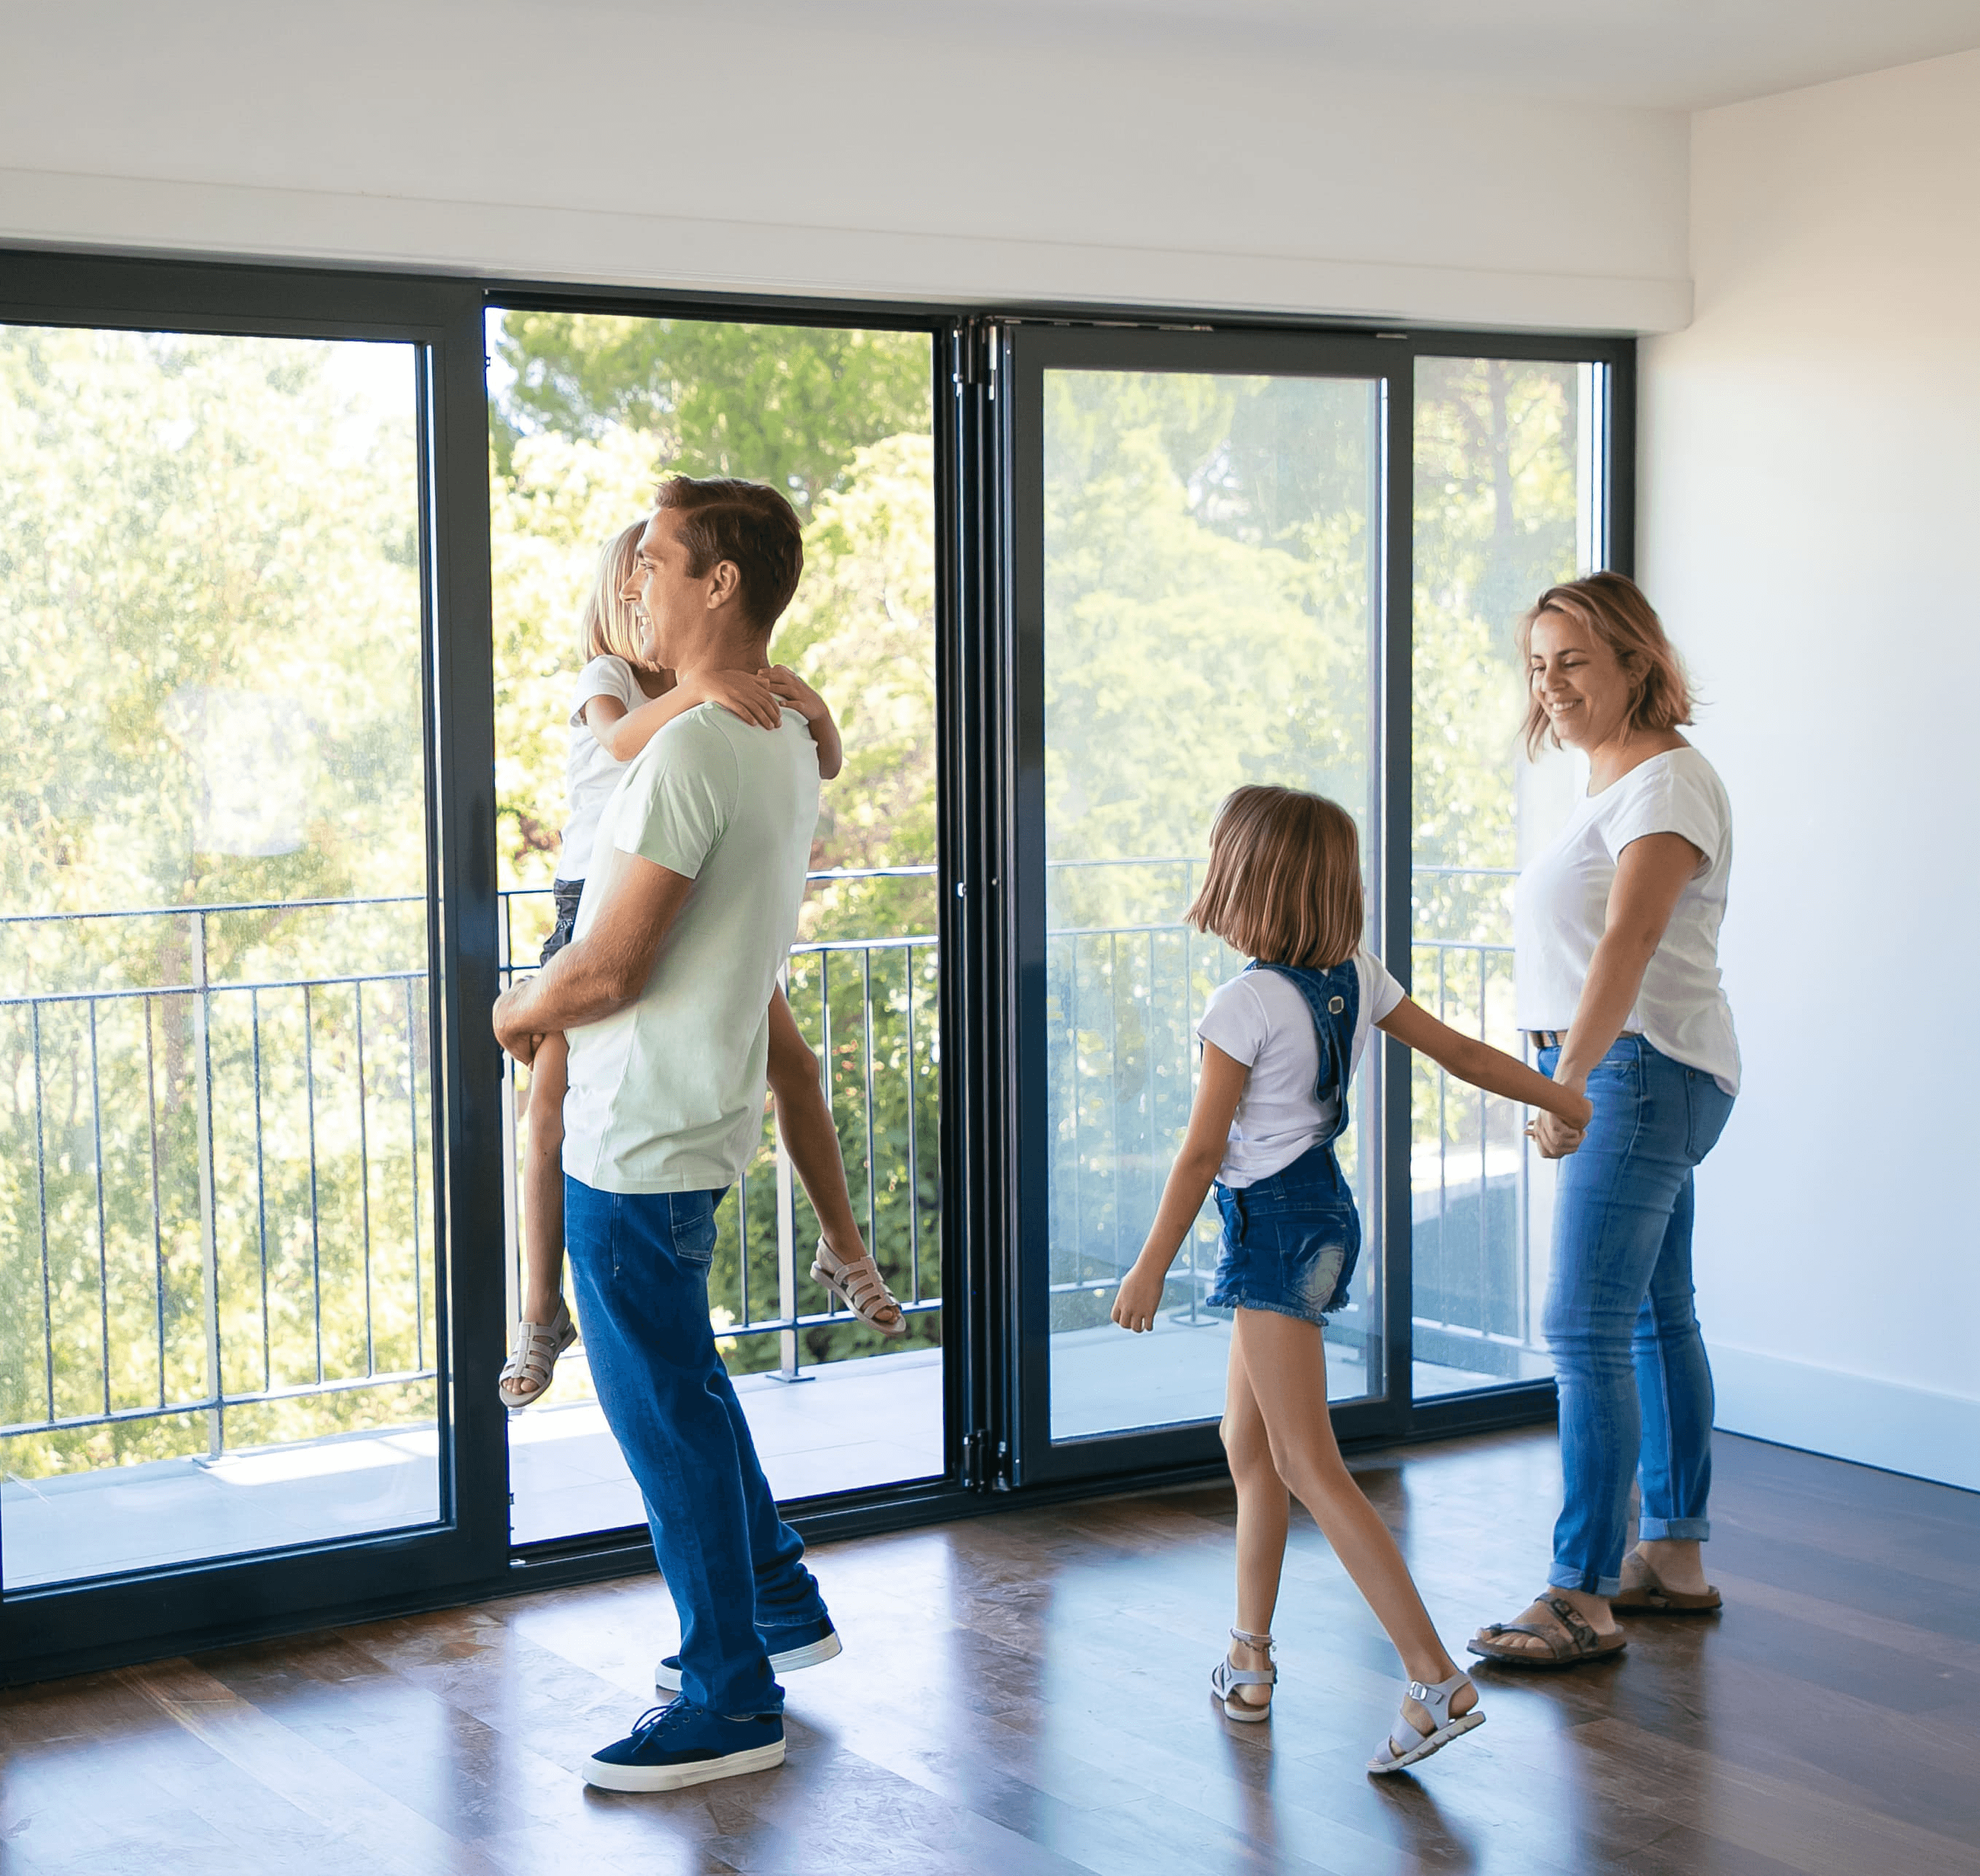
[1204,958,1363,1326]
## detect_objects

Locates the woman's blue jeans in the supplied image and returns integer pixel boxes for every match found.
[562,1177,830,1716]
[1539,1037,1735,1598]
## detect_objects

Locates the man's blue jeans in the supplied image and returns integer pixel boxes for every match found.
[562,1177,830,1716]
[1539,1038,1735,1598]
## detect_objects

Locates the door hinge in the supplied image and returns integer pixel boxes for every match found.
[964,1429,1012,1491]
[954,320,1000,396]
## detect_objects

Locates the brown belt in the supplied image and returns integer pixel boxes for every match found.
[1527,1029,1641,1051]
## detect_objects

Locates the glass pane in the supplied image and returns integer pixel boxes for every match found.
[488,313,942,1541]
[1411,357,1602,1396]
[1044,370,1383,1442]
[0,327,438,1587]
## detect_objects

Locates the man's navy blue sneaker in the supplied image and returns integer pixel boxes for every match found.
[582,1699,785,1793]
[653,1615,841,1692]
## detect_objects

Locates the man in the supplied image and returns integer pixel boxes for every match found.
[492,477,838,1794]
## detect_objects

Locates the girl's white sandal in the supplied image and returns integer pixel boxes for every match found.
[498,1298,577,1411]
[810,1239,908,1338]
[1366,1669,1484,1774]
[1209,1626,1277,1722]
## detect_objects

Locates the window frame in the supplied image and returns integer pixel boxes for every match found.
[0,246,1634,1684]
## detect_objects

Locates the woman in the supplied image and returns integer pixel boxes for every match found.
[1472,571,1739,1669]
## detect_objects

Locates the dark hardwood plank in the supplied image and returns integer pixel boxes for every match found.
[5,1428,1978,1876]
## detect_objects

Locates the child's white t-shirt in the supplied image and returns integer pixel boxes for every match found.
[558,656,647,882]
[1194,951,1406,1188]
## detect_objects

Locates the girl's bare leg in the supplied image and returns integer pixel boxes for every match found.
[521,1031,568,1326]
[1220,1333,1290,1708]
[1232,1308,1474,1730]
[765,988,903,1334]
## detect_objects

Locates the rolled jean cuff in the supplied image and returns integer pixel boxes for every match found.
[1548,1563,1622,1600]
[1637,1516,1710,1542]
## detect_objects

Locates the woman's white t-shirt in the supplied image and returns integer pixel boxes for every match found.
[1514,745,1739,1094]
[1194,951,1406,1188]
[558,656,648,882]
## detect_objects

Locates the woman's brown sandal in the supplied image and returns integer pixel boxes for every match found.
[1469,1592,1628,1670]
[499,1298,577,1411]
[1611,1549,1722,1614]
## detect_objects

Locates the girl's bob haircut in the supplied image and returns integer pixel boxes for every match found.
[1186,785,1363,969]
[1517,570,1693,760]
[579,520,659,670]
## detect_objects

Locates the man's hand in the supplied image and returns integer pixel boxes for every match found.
[1111,1257,1169,1334]
[492,986,542,1068]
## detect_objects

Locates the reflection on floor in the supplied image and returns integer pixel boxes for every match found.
[1,1348,945,1591]
[7,1428,1975,1875]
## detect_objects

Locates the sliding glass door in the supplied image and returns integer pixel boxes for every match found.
[1007,327,1411,1483]
[485,308,949,1544]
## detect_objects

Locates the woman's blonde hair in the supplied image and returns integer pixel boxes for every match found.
[1186,786,1363,969]
[1517,571,1693,759]
[579,520,658,669]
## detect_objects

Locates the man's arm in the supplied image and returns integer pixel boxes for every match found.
[493,849,695,1065]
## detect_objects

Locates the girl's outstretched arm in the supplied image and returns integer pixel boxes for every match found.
[1376,998,1593,1136]
[585,669,784,762]
[1111,1042,1249,1334]
[764,666,843,780]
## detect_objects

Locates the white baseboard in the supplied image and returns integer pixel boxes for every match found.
[1709,1343,1980,1493]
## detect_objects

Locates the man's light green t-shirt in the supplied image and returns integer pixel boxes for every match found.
[562,703,819,1195]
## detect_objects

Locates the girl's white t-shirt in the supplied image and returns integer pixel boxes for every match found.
[1194,951,1406,1188]
[1514,745,1740,1094]
[558,656,648,882]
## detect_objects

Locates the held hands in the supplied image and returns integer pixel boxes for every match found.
[1110,1256,1169,1334]
[1524,1085,1594,1159]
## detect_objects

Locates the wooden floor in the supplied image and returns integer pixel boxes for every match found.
[5,1426,1978,1875]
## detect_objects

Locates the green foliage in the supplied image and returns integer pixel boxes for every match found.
[492,313,931,513]
[0,328,437,1479]
[490,315,942,1380]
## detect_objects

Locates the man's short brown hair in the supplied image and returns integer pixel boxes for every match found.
[1186,786,1363,969]
[652,475,804,633]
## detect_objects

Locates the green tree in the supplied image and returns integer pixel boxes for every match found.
[493,314,930,514]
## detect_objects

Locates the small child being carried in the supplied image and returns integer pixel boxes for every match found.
[499,520,907,1411]
[1111,785,1591,1773]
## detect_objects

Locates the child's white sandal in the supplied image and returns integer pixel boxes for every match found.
[1209,1626,1277,1721]
[498,1298,577,1411]
[810,1239,908,1337]
[1366,1669,1484,1774]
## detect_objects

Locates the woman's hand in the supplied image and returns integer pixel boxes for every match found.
[1110,1258,1169,1334]
[693,668,785,731]
[1526,1109,1585,1158]
[764,665,827,722]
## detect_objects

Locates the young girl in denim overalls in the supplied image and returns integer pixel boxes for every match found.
[1112,785,1593,1774]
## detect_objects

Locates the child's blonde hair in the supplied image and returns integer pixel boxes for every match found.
[579,519,658,669]
[1186,786,1363,969]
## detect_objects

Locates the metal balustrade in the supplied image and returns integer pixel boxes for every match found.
[497,874,942,1386]
[1,860,1537,1469]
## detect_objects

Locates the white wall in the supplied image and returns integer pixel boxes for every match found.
[1640,49,1980,1488]
[0,0,1689,331]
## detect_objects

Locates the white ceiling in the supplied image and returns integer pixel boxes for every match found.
[893,0,1980,110]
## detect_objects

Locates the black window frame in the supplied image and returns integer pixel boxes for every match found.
[0,248,1632,1685]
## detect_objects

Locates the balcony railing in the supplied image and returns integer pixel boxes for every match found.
[496,872,942,1385]
[1,872,941,1472]
[1,860,1535,1473]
